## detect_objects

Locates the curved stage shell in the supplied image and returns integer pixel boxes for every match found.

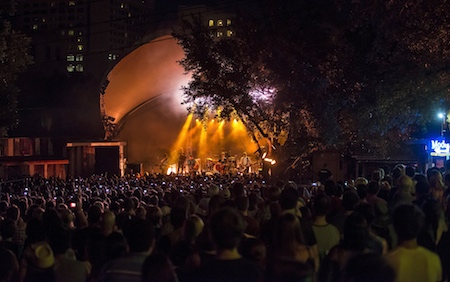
[103,35,258,173]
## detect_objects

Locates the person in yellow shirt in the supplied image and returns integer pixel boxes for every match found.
[385,204,442,282]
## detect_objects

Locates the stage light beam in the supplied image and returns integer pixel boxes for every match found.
[169,113,193,165]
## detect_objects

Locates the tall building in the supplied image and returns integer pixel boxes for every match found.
[13,0,155,78]
[178,4,234,39]
[9,0,155,139]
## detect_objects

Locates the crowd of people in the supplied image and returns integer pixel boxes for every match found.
[0,163,449,281]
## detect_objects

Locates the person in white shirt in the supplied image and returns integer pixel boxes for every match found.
[239,152,252,174]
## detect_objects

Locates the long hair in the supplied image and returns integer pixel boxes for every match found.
[429,170,444,188]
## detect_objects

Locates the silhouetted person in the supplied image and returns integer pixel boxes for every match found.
[385,204,442,282]
[198,207,262,282]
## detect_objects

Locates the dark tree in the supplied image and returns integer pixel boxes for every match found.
[174,0,450,158]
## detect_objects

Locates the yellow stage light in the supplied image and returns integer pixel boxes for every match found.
[199,124,208,166]
[169,113,193,165]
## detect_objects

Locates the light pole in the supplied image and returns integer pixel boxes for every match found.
[438,112,446,137]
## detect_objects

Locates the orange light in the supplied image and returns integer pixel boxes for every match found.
[169,113,193,165]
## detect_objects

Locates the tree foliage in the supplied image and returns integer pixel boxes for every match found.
[173,0,450,158]
[0,1,32,136]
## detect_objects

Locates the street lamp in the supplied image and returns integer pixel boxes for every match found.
[438,112,446,137]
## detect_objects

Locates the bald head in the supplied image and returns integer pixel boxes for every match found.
[398,175,413,193]
[101,211,116,236]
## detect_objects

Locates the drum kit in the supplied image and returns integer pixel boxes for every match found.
[210,156,237,174]
[189,154,255,175]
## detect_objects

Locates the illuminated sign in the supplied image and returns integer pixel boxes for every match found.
[430,139,450,156]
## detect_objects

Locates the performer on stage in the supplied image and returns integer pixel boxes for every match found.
[177,148,186,174]
[206,158,214,171]
[219,150,227,164]
[239,152,252,174]
[218,150,227,174]
[187,155,198,174]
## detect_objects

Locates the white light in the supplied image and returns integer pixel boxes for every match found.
[438,113,445,119]
[264,158,276,165]
[167,164,177,175]
[249,87,276,102]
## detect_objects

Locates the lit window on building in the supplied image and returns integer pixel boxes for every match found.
[42,18,46,23]
[77,37,82,42]
[209,19,214,27]
[67,54,74,61]
[227,19,232,26]
[217,20,223,27]
[120,3,124,8]
[217,31,223,37]
[68,1,75,6]
[67,64,75,72]
[32,24,38,30]
[226,30,233,37]
[78,31,83,36]
[77,45,83,51]
[128,12,132,17]
[68,30,74,36]
[108,53,118,60]
[75,64,83,72]
[75,54,83,61]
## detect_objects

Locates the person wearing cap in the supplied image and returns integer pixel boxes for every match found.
[19,241,56,282]
[318,169,332,183]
